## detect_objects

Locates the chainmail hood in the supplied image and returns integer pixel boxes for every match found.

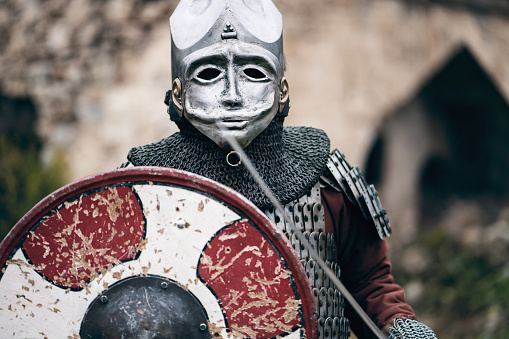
[127,117,330,210]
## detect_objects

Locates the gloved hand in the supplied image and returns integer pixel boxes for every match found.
[386,318,437,339]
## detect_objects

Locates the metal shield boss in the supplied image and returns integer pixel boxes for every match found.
[0,167,317,338]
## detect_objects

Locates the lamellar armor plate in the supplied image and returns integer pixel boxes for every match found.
[264,181,351,339]
[324,149,391,240]
[262,149,393,339]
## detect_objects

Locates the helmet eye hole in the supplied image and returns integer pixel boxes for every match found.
[244,68,266,80]
[197,68,221,81]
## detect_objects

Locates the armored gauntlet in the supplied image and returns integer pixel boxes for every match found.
[386,318,437,339]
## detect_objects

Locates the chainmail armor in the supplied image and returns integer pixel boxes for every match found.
[127,117,330,210]
[387,319,437,339]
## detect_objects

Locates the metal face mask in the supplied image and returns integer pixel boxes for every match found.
[182,41,281,149]
[169,0,288,150]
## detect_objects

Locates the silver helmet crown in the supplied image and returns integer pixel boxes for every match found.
[170,0,285,82]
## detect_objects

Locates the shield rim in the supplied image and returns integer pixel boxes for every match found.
[0,166,317,339]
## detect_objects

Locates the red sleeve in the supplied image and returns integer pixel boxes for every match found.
[321,186,416,338]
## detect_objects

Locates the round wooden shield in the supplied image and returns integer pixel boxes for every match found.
[0,167,317,338]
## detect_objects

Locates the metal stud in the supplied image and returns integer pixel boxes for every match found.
[176,218,187,229]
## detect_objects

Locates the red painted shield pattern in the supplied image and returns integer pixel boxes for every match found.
[22,186,145,289]
[199,219,300,338]
[0,167,316,338]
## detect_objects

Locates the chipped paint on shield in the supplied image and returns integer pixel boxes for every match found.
[0,168,315,338]
[22,186,145,289]
[199,220,301,338]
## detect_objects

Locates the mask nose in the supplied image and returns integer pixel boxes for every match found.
[222,67,243,108]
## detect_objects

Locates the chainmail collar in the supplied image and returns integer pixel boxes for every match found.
[127,117,330,210]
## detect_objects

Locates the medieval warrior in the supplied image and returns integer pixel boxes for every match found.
[124,0,437,338]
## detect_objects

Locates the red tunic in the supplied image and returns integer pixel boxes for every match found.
[321,186,416,338]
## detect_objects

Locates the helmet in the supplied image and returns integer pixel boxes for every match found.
[167,0,289,150]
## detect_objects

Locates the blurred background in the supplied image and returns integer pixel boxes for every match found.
[1,0,509,337]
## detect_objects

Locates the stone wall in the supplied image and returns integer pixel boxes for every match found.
[5,0,506,249]
[0,0,179,176]
[2,0,509,182]
[2,1,509,336]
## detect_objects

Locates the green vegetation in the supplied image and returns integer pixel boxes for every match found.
[0,135,67,241]
[394,226,509,338]
[0,93,67,242]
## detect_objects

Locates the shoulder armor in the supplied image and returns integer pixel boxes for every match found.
[323,149,391,239]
